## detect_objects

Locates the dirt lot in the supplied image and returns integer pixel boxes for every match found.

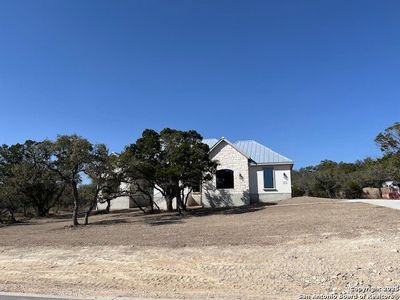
[1,197,400,299]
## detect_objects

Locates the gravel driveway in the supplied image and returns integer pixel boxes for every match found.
[347,199,400,210]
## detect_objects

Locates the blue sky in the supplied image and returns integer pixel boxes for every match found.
[0,0,399,168]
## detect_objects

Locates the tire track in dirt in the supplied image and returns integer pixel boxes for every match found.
[0,235,400,299]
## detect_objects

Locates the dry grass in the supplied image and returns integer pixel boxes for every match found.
[0,197,400,299]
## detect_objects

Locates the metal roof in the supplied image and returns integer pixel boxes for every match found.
[203,138,293,165]
[202,138,219,149]
[235,140,293,164]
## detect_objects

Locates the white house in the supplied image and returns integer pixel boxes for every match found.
[99,138,293,211]
[153,138,293,209]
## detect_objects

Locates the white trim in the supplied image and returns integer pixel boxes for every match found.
[250,162,294,166]
[209,138,251,161]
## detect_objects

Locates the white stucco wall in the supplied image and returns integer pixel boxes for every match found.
[153,187,169,211]
[97,182,151,211]
[97,196,131,210]
[202,140,250,207]
[249,164,292,202]
[153,186,196,211]
[97,182,131,210]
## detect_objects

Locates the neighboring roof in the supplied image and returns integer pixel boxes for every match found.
[203,138,293,165]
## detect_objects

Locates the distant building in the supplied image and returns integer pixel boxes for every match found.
[381,181,400,199]
[382,181,400,188]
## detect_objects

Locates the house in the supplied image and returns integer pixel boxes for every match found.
[153,138,293,209]
[381,181,400,199]
[99,138,293,211]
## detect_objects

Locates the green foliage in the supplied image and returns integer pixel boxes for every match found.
[0,136,121,225]
[46,135,121,225]
[375,122,400,179]
[0,141,64,218]
[78,184,97,208]
[0,184,23,223]
[375,122,400,154]
[292,156,399,199]
[1,128,218,222]
[120,128,217,211]
[46,135,95,183]
[293,122,400,199]
[82,146,122,224]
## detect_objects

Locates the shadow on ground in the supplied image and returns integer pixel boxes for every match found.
[1,202,277,228]
[134,202,277,226]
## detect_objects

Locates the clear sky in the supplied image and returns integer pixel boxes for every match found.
[0,0,399,168]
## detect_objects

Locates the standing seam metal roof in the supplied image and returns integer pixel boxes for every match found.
[203,138,293,165]
[202,138,220,149]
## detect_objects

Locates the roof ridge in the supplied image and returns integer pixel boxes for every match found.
[235,140,293,163]
[235,139,256,143]
[205,138,293,164]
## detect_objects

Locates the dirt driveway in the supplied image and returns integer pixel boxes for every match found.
[0,197,400,299]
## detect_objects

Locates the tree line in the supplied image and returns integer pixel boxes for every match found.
[2,123,398,225]
[292,122,400,199]
[0,128,216,226]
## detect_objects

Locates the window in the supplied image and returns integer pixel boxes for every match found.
[192,183,201,193]
[216,169,234,189]
[263,167,274,189]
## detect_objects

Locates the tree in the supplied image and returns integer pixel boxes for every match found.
[375,122,400,154]
[41,135,96,226]
[310,161,342,198]
[291,156,399,199]
[291,122,400,199]
[291,166,316,197]
[40,136,123,226]
[0,186,22,223]
[83,146,121,225]
[120,128,217,212]
[375,122,400,181]
[0,144,23,222]
[12,141,64,216]
[0,141,65,218]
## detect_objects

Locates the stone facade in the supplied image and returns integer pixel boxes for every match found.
[202,140,251,207]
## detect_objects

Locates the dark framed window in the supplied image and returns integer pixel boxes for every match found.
[263,167,274,189]
[216,169,234,189]
[192,183,201,193]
